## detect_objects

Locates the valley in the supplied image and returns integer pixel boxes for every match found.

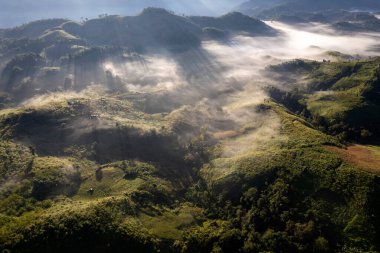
[0,4,379,253]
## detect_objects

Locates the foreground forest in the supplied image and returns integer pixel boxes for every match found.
[0,6,379,253]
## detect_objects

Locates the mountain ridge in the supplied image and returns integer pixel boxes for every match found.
[237,0,380,18]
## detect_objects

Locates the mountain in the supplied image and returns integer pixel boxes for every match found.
[1,9,277,56]
[2,9,202,52]
[236,0,380,33]
[69,9,202,51]
[0,9,278,101]
[189,12,277,36]
[0,8,275,104]
[237,0,380,18]
[267,58,380,142]
[0,0,246,28]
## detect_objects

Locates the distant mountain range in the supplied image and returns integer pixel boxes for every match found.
[271,10,380,32]
[1,8,276,53]
[237,0,380,19]
[3,0,380,28]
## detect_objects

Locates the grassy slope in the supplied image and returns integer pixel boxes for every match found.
[305,59,380,121]
[269,57,380,142]
[0,93,202,252]
[198,102,379,252]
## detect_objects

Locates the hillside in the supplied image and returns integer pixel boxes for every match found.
[267,58,380,143]
[0,87,378,252]
[69,9,202,51]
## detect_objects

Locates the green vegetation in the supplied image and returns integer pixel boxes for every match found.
[31,157,81,200]
[0,63,379,251]
[0,10,379,253]
[268,57,380,142]
[139,204,204,240]
[0,91,378,252]
[194,103,379,252]
[0,198,158,253]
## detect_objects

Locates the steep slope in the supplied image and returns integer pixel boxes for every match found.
[196,102,379,253]
[66,9,202,51]
[267,57,380,142]
[1,9,204,54]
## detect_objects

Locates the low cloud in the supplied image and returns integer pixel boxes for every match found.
[15,21,380,156]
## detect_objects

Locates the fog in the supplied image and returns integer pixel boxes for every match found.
[10,20,380,157]
[200,21,380,94]
[269,22,380,56]
[103,55,184,92]
[204,21,380,70]
[158,22,380,155]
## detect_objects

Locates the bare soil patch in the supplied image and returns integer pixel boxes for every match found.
[326,145,380,175]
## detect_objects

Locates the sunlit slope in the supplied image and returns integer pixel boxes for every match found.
[198,101,378,252]
[268,57,380,142]
[0,89,205,252]
[0,93,378,252]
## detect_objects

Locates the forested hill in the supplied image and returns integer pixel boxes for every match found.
[0,6,379,253]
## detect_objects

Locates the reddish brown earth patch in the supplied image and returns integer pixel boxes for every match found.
[326,145,380,175]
